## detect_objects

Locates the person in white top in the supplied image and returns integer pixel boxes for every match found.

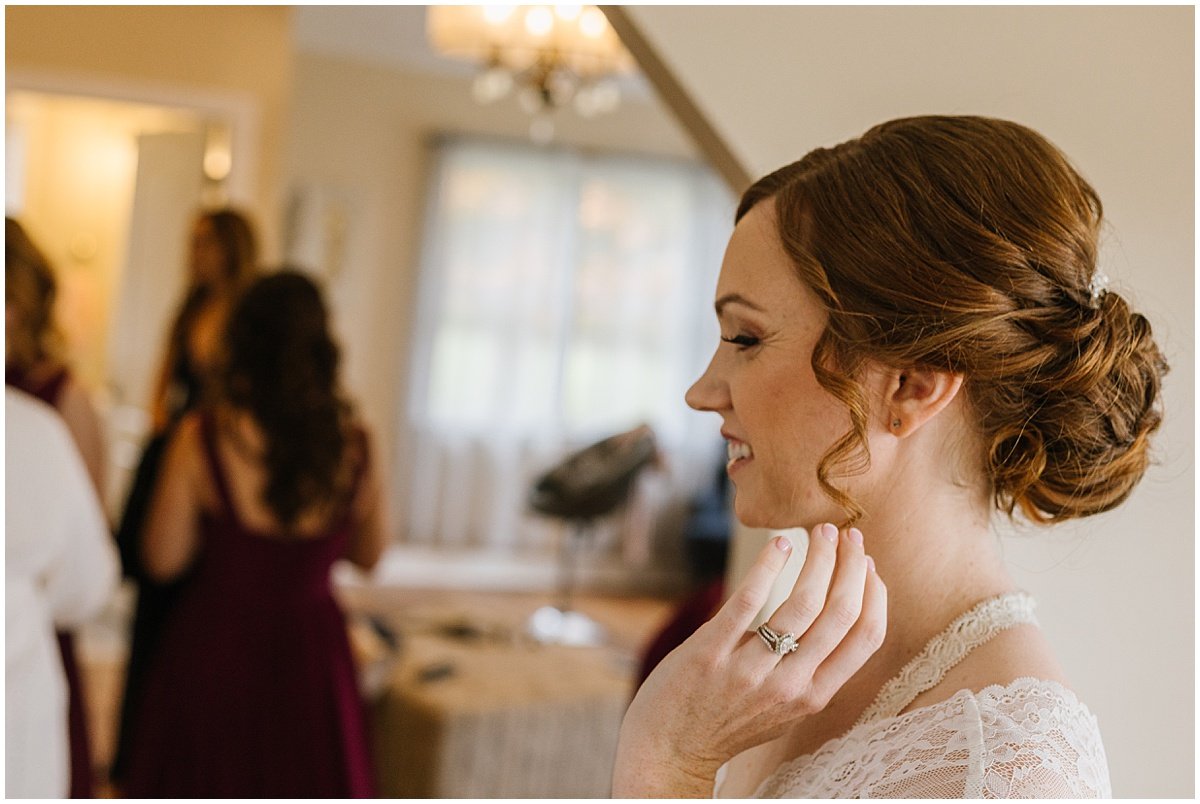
[6,388,119,797]
[611,116,1165,798]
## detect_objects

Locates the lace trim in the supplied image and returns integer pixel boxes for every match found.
[854,592,1038,726]
[751,677,1110,798]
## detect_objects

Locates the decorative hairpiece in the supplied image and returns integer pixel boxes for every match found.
[1088,269,1110,305]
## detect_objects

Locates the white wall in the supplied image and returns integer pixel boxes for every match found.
[627,5,1193,797]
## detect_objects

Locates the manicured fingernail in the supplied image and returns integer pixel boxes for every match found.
[820,523,838,542]
[848,528,864,546]
[774,536,793,552]
[866,556,876,573]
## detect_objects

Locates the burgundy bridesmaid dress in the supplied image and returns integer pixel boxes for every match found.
[121,412,375,797]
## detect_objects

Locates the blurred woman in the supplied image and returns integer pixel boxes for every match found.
[148,208,258,432]
[5,216,110,797]
[5,217,106,493]
[111,207,259,787]
[6,388,119,798]
[121,270,385,797]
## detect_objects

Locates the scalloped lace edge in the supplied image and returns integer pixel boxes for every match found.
[742,676,1107,799]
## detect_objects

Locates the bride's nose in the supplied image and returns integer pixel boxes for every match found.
[685,355,729,412]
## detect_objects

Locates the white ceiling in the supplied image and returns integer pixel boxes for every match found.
[291,6,474,76]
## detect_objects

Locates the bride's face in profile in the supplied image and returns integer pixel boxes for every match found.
[686,201,860,530]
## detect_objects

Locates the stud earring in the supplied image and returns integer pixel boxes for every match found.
[891,419,901,429]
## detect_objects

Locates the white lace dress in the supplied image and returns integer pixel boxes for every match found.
[715,594,1112,798]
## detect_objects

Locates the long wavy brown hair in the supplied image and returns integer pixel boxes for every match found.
[5,217,65,368]
[222,270,352,529]
[738,115,1167,525]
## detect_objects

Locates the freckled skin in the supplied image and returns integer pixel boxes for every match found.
[686,201,865,529]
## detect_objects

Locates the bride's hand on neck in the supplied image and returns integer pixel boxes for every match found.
[611,523,887,797]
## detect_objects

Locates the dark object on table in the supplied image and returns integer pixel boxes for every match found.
[527,424,658,645]
[417,661,457,683]
[529,424,658,520]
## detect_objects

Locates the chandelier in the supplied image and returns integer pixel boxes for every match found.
[427,5,635,143]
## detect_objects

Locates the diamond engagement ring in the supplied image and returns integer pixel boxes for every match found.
[756,623,799,656]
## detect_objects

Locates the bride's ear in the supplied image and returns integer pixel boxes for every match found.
[879,366,964,437]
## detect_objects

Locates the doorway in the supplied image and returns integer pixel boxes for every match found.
[5,88,244,514]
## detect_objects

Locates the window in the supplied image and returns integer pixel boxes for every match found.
[402,137,732,556]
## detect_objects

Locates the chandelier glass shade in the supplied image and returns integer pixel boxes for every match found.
[427,5,635,139]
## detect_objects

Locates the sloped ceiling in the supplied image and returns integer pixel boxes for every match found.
[622,6,1191,181]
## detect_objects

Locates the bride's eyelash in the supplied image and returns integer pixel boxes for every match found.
[721,334,761,349]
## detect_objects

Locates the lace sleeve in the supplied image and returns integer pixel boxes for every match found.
[751,680,1111,798]
[859,680,1111,799]
[971,680,1112,799]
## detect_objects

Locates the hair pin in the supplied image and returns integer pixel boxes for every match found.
[1088,269,1110,304]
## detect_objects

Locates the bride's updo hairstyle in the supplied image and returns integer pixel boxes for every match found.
[738,115,1167,524]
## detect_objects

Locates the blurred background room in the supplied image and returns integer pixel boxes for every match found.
[5,5,1192,798]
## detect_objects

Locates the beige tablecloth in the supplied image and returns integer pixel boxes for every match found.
[371,624,632,797]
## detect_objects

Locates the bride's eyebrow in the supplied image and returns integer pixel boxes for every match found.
[715,293,767,317]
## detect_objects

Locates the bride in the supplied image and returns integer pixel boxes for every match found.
[612,115,1165,798]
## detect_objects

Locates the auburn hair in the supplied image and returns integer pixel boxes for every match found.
[738,115,1167,525]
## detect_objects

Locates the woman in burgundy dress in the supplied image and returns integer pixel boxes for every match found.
[121,270,385,797]
[6,216,109,797]
[110,207,259,788]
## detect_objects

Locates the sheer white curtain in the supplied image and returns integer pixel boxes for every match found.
[399,137,732,566]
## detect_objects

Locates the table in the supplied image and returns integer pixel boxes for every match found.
[368,609,636,797]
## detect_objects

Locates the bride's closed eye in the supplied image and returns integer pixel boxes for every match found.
[721,334,761,350]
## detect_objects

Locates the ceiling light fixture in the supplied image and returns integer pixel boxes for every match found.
[427,5,634,144]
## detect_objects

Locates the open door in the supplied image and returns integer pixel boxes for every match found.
[106,130,205,505]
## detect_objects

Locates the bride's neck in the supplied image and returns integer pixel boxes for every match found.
[855,474,1016,663]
